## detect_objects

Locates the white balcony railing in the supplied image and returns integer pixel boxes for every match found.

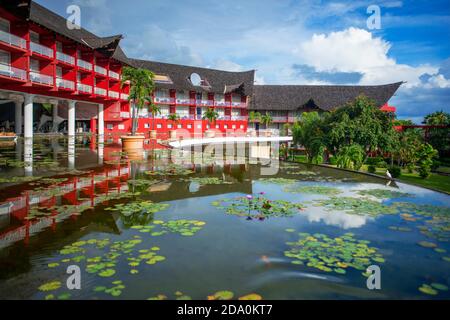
[176,98,191,105]
[0,63,27,81]
[215,101,229,107]
[0,30,26,49]
[56,78,75,90]
[231,116,247,121]
[155,97,175,104]
[29,71,53,86]
[108,91,119,99]
[231,102,247,108]
[77,59,92,71]
[30,41,53,58]
[94,87,107,96]
[56,51,75,65]
[94,65,107,76]
[109,70,120,80]
[77,83,92,94]
[271,116,289,122]
[196,100,213,106]
[120,93,129,100]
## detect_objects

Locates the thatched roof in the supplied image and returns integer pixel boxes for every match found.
[130,59,255,95]
[251,82,403,111]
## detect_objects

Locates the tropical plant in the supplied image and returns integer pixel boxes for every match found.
[202,108,219,127]
[145,98,161,132]
[323,95,397,162]
[416,143,438,179]
[260,112,273,129]
[392,128,423,168]
[248,111,261,123]
[423,110,450,157]
[292,112,325,164]
[121,67,155,135]
[167,113,179,126]
[335,144,365,170]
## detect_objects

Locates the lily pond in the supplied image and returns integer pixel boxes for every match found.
[0,136,449,300]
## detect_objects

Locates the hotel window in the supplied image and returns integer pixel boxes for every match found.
[177,124,182,129]
[155,89,169,98]
[240,125,244,129]
[56,41,63,53]
[187,124,192,129]
[177,106,189,119]
[224,125,228,129]
[56,66,63,78]
[159,105,169,117]
[216,108,225,119]
[157,124,162,129]
[0,18,10,33]
[107,124,113,130]
[168,124,172,129]
[232,125,236,129]
[118,124,124,130]
[215,124,220,129]
[231,109,240,117]
[144,123,150,129]
[232,95,242,103]
[0,49,11,66]
[215,94,224,102]
[30,31,40,43]
[197,124,201,129]
[30,59,40,72]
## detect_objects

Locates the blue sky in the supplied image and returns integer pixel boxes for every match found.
[37,0,450,122]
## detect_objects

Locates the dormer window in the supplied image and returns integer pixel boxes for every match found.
[154,74,173,84]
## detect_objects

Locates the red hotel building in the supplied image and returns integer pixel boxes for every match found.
[0,1,401,139]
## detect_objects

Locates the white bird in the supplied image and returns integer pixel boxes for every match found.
[386,170,393,180]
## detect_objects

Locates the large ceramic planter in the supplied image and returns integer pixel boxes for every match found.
[169,130,177,140]
[121,135,145,151]
[150,130,157,139]
[205,130,215,138]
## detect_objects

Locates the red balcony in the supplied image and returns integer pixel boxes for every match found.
[0,63,27,82]
[231,101,247,108]
[77,83,92,95]
[214,100,230,107]
[29,71,53,86]
[94,65,107,77]
[108,90,120,100]
[56,51,75,67]
[0,30,27,52]
[30,42,54,60]
[108,70,120,81]
[77,59,92,72]
[94,87,107,97]
[56,78,75,91]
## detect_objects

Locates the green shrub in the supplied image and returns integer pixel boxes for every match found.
[388,166,401,178]
[336,144,365,170]
[416,143,438,179]
[367,165,376,174]
[377,161,388,168]
[365,157,383,166]
[329,156,337,165]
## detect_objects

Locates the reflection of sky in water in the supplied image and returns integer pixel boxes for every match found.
[299,206,370,229]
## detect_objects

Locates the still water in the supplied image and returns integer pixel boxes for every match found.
[0,136,449,300]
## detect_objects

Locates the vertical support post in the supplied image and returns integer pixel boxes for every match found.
[68,100,76,136]
[24,94,34,139]
[98,103,104,136]
[15,100,23,135]
[52,102,58,132]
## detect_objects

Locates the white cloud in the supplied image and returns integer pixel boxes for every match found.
[296,27,439,88]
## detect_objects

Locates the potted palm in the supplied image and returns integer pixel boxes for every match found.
[248,111,261,136]
[120,66,155,151]
[146,98,161,139]
[167,113,179,140]
[203,108,219,138]
[261,112,273,137]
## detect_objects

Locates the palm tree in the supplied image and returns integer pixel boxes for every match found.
[202,108,219,128]
[121,67,155,136]
[260,112,273,129]
[248,111,261,129]
[146,98,161,133]
[167,113,180,126]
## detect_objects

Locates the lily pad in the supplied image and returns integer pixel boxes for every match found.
[38,281,62,292]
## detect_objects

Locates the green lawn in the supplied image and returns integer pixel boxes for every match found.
[359,165,450,194]
[294,161,450,194]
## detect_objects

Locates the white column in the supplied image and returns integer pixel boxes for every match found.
[98,103,104,136]
[52,102,58,132]
[24,94,34,139]
[14,100,22,135]
[68,100,76,136]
